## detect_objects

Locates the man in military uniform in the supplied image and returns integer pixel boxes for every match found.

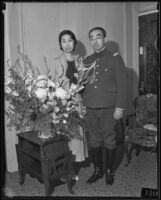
[82,27,127,185]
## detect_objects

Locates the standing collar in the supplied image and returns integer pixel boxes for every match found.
[95,46,106,53]
[94,46,106,57]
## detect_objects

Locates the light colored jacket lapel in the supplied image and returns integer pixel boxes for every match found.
[54,54,69,89]
[53,53,79,90]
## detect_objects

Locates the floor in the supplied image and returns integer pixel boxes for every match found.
[3,144,158,198]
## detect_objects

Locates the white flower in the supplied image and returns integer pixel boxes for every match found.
[75,85,84,92]
[52,100,58,106]
[12,91,19,96]
[25,79,31,85]
[66,107,72,111]
[33,75,48,88]
[63,120,67,124]
[34,88,48,102]
[54,107,60,113]
[70,83,77,90]
[5,86,12,94]
[37,75,48,80]
[66,101,75,108]
[55,82,60,88]
[26,85,32,92]
[26,70,33,78]
[62,99,67,106]
[48,92,55,101]
[42,104,48,109]
[52,118,60,124]
[47,79,56,88]
[78,62,85,70]
[47,101,55,106]
[5,76,13,85]
[51,112,58,119]
[66,93,71,99]
[55,87,67,99]
[68,83,77,94]
[63,113,69,118]
[35,79,48,88]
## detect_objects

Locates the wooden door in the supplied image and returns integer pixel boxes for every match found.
[139,12,159,95]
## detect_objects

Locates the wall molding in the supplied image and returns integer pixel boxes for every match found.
[123,3,127,66]
[5,3,12,67]
[19,3,26,55]
[138,2,158,13]
[139,9,158,16]
[132,4,139,98]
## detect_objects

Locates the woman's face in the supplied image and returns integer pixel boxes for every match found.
[60,34,75,53]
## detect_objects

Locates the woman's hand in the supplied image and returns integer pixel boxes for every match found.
[74,73,78,79]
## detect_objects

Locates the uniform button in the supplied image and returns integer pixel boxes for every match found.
[95,78,98,81]
[96,72,98,74]
[105,68,108,71]
[94,85,97,88]
[96,65,99,68]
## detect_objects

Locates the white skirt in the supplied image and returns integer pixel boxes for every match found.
[68,125,88,162]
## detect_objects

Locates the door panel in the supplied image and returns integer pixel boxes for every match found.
[139,12,159,95]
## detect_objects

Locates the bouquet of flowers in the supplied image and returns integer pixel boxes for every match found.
[63,55,97,97]
[75,55,97,86]
[5,47,85,140]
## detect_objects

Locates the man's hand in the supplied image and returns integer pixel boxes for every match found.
[114,108,124,120]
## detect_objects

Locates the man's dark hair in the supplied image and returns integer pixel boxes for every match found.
[89,27,106,38]
[59,30,77,51]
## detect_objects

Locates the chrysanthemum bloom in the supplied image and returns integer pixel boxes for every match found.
[55,87,67,99]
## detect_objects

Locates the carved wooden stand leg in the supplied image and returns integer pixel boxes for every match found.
[67,152,75,194]
[135,144,142,156]
[15,144,26,185]
[125,142,142,166]
[124,142,130,166]
[125,142,135,166]
[41,159,52,196]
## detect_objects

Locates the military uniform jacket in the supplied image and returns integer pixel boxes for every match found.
[82,48,127,109]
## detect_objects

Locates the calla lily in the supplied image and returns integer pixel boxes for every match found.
[47,79,56,88]
[12,91,19,96]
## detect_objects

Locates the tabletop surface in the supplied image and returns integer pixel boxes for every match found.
[17,131,67,145]
[143,124,157,131]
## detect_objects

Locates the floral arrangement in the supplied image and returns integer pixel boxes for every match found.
[5,47,87,140]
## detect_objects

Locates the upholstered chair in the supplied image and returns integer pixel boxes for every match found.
[125,94,157,166]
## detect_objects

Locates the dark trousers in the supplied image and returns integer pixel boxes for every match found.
[86,108,116,149]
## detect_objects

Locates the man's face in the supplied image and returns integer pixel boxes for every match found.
[89,29,105,52]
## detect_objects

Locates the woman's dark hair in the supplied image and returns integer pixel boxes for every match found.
[89,27,106,38]
[59,30,77,51]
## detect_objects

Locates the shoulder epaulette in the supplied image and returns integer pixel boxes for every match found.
[113,52,119,56]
